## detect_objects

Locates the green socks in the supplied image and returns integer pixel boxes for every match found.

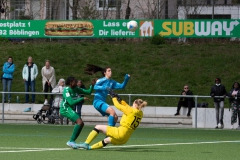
[70,124,81,142]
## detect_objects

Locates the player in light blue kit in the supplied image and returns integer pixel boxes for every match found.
[84,64,130,126]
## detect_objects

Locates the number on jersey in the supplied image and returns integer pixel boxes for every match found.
[131,116,141,129]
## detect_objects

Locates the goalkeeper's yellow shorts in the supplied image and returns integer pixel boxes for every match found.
[106,126,133,145]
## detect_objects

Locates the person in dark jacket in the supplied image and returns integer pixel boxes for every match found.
[74,80,86,117]
[174,85,194,117]
[210,78,227,129]
[228,82,240,130]
[72,80,86,125]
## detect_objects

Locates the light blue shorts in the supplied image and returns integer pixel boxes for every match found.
[93,100,109,116]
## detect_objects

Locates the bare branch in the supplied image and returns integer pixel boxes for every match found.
[125,0,131,19]
[135,0,165,19]
[177,0,209,19]
[77,0,101,20]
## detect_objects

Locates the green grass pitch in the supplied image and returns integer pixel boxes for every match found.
[0,124,239,160]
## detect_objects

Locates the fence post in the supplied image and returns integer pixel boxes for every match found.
[194,96,198,128]
[129,94,131,105]
[2,92,4,123]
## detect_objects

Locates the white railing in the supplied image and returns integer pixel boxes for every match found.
[0,91,226,128]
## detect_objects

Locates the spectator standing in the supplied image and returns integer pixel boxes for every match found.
[74,80,86,117]
[41,60,56,105]
[227,82,240,130]
[174,85,194,117]
[52,78,65,124]
[2,56,15,103]
[210,78,227,129]
[71,80,86,125]
[22,56,38,103]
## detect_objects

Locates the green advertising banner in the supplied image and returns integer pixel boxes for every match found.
[0,19,240,38]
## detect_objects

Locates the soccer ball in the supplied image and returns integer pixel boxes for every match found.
[127,20,138,32]
[218,123,221,128]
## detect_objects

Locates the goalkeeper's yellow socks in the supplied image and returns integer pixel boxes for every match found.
[85,128,99,144]
[90,140,108,150]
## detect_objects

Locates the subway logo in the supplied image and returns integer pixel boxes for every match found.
[159,20,240,37]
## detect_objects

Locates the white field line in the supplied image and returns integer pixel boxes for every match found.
[104,140,240,148]
[0,147,70,150]
[0,148,71,153]
[0,140,240,153]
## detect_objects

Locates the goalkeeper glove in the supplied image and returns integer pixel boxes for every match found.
[107,88,122,102]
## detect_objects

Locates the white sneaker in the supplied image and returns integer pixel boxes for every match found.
[44,99,48,105]
[231,125,234,129]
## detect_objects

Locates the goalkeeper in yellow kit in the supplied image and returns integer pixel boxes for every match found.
[75,89,147,150]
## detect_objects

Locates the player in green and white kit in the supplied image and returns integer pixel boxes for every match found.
[60,76,96,148]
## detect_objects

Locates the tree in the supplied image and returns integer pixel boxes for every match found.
[0,0,61,20]
[68,0,101,20]
[116,0,121,19]
[177,0,208,19]
[125,0,131,19]
[0,0,11,20]
[232,0,240,4]
[136,0,165,19]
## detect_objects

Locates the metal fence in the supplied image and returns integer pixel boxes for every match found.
[0,91,226,128]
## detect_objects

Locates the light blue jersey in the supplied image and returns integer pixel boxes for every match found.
[93,74,130,116]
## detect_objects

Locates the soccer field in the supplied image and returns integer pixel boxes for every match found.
[0,124,239,160]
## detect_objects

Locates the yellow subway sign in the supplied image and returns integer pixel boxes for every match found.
[157,20,240,37]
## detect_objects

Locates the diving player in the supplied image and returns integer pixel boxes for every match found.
[75,90,147,150]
